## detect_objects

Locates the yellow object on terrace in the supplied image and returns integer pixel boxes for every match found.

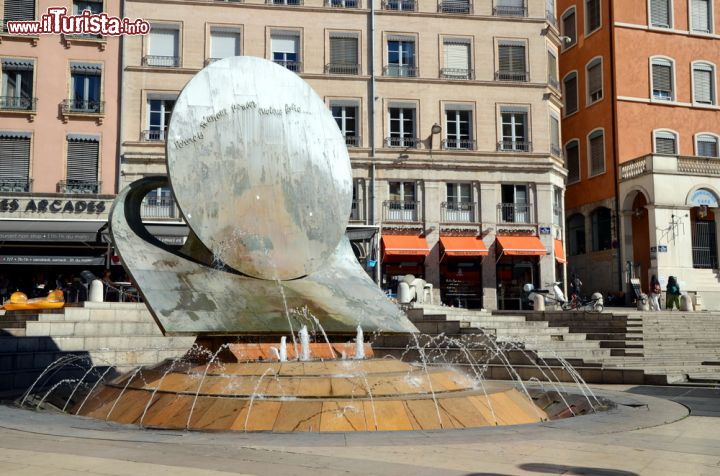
[3,290,65,311]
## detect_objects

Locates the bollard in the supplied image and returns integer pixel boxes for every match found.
[693,294,703,311]
[89,279,104,302]
[397,282,411,304]
[680,293,694,312]
[636,293,649,311]
[532,293,545,311]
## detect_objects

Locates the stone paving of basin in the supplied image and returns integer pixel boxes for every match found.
[0,385,718,475]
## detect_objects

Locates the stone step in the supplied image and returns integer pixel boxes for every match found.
[0,328,26,337]
[25,321,162,337]
[492,331,588,341]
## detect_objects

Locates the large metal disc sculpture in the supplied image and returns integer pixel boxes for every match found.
[110,57,417,335]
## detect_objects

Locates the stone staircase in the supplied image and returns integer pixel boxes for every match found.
[0,303,194,398]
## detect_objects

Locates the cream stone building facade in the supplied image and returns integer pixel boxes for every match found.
[121,0,566,310]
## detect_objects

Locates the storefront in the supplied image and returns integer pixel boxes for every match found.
[380,234,430,297]
[438,236,488,309]
[554,238,567,287]
[495,235,547,310]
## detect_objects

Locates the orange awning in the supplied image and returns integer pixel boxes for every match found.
[382,235,430,257]
[440,236,489,257]
[554,239,567,264]
[496,235,547,257]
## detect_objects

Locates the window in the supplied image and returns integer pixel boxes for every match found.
[447,183,471,205]
[553,187,563,226]
[588,129,605,176]
[142,187,176,219]
[386,37,416,77]
[146,96,176,141]
[591,207,612,251]
[561,8,577,48]
[548,50,558,88]
[387,181,417,221]
[327,34,359,75]
[329,0,358,7]
[331,101,359,146]
[0,131,31,192]
[494,0,527,17]
[272,0,302,5]
[383,0,416,11]
[70,63,102,112]
[693,62,715,105]
[567,214,586,255]
[445,182,473,222]
[444,108,473,149]
[499,106,530,152]
[497,40,527,81]
[271,32,301,72]
[690,0,712,33]
[146,26,180,67]
[73,0,102,15]
[585,0,601,33]
[500,184,530,223]
[209,28,241,63]
[563,72,578,114]
[65,135,100,193]
[546,0,556,22]
[439,0,470,14]
[649,0,671,28]
[387,106,417,147]
[0,58,34,110]
[654,130,677,154]
[442,39,471,79]
[651,58,674,100]
[550,114,560,157]
[587,57,603,103]
[697,134,719,157]
[3,0,35,24]
[565,139,580,183]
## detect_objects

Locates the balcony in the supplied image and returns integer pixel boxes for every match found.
[350,199,364,222]
[493,5,527,17]
[385,137,421,148]
[440,68,474,80]
[383,65,418,77]
[383,200,422,223]
[0,178,32,193]
[267,0,303,4]
[344,135,361,147]
[497,203,533,224]
[325,63,360,75]
[620,154,720,181]
[142,55,180,67]
[442,138,476,150]
[441,201,478,223]
[0,96,36,112]
[548,77,560,90]
[382,0,417,10]
[438,0,472,13]
[274,60,302,72]
[141,200,178,220]
[57,180,101,194]
[497,140,532,152]
[495,70,529,82]
[62,99,104,115]
[142,130,166,142]
[325,0,359,7]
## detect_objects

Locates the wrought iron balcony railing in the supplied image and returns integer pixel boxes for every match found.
[344,135,361,147]
[267,0,303,5]
[438,0,471,13]
[0,96,36,111]
[495,70,529,82]
[142,129,166,142]
[57,179,101,194]
[141,200,178,220]
[442,138,476,150]
[382,0,417,10]
[383,64,418,77]
[0,178,32,193]
[493,5,527,17]
[385,137,421,148]
[497,203,533,224]
[325,63,360,75]
[142,55,180,67]
[440,68,474,80]
[497,140,532,152]
[441,201,478,223]
[383,200,422,223]
[274,60,302,72]
[325,0,359,7]
[62,99,104,114]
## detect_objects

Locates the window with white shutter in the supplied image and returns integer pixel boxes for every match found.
[3,0,35,22]
[697,134,719,157]
[565,139,580,183]
[588,129,605,176]
[272,32,301,72]
[0,131,30,192]
[210,29,241,62]
[585,0,601,33]
[147,27,180,67]
[563,72,578,114]
[1,58,34,110]
[561,8,577,48]
[497,40,527,81]
[66,135,100,193]
[654,130,677,155]
[693,63,715,105]
[652,58,673,100]
[499,106,530,152]
[650,0,671,28]
[387,105,417,148]
[331,100,359,146]
[328,34,359,75]
[691,0,711,33]
[442,40,471,79]
[444,108,473,150]
[587,58,603,103]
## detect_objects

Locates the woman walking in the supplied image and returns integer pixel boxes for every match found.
[666,276,681,311]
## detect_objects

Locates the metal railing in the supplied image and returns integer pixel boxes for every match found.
[142,130,166,142]
[141,200,178,220]
[65,33,103,40]
[350,199,363,221]
[62,99,104,114]
[497,140,532,152]
[267,0,303,4]
[493,5,527,16]
[325,63,360,75]
[57,180,101,194]
[0,96,36,111]
[442,138,476,150]
[274,60,302,72]
[0,178,32,193]
[344,135,361,147]
[142,55,180,67]
[441,201,477,223]
[440,68,474,80]
[438,0,472,13]
[382,0,417,10]
[495,70,529,82]
[385,137,421,148]
[383,200,422,223]
[383,64,418,77]
[497,203,533,224]
[325,0,359,7]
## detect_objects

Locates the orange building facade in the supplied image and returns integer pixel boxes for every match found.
[560,0,720,308]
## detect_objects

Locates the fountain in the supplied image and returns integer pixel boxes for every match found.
[32,57,601,432]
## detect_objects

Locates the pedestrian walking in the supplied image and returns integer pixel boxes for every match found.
[666,276,681,311]
[649,275,662,311]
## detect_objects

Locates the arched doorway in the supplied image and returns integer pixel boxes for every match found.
[630,192,651,292]
[688,189,720,269]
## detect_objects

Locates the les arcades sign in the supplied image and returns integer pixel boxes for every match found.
[0,198,106,215]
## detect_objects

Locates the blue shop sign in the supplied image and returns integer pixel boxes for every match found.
[689,189,719,207]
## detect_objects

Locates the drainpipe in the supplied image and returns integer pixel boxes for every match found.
[370,0,380,284]
[116,0,126,196]
[608,0,624,294]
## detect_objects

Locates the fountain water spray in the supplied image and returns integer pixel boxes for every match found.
[299,326,310,361]
[279,336,287,362]
[355,325,365,360]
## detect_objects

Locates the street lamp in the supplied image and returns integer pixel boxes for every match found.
[430,123,442,150]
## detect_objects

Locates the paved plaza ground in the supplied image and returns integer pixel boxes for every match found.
[0,385,717,475]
